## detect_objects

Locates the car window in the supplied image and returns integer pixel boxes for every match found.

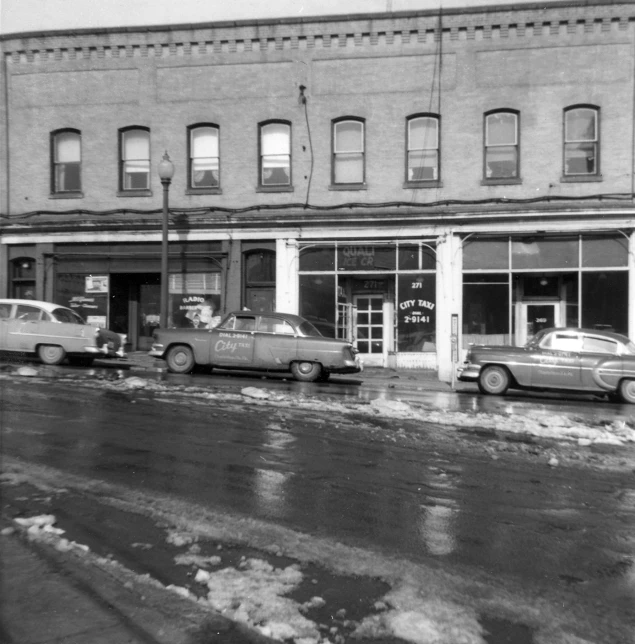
[0,305,11,318]
[297,320,323,337]
[52,307,85,324]
[582,335,618,354]
[259,316,295,334]
[546,332,582,352]
[15,305,42,321]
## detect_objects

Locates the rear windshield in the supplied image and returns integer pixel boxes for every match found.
[298,321,322,337]
[52,307,86,324]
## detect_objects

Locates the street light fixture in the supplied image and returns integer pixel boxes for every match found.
[158,151,175,328]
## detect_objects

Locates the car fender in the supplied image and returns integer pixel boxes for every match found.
[591,357,623,391]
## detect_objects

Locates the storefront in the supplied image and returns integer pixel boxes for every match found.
[297,240,437,367]
[462,233,629,350]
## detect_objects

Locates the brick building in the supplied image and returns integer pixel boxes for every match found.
[1,0,634,380]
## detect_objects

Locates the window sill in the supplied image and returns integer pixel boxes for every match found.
[480,178,522,186]
[403,180,443,189]
[117,190,152,198]
[49,192,84,199]
[560,175,603,183]
[186,187,222,195]
[256,185,294,193]
[329,183,367,191]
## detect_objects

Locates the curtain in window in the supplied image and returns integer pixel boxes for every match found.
[261,123,290,185]
[122,130,150,190]
[564,108,597,175]
[191,127,219,187]
[54,131,81,192]
[408,117,439,181]
[334,121,364,184]
[485,113,518,179]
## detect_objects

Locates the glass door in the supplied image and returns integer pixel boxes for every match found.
[517,302,559,345]
[354,295,384,358]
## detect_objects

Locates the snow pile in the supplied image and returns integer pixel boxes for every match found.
[198,557,320,642]
[12,514,89,553]
[353,585,485,644]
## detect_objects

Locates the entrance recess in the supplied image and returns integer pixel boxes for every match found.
[517,302,560,345]
[354,295,384,365]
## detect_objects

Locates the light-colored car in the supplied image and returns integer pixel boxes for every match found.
[149,310,362,381]
[457,327,635,403]
[0,299,126,366]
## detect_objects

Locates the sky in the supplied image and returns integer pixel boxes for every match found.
[0,0,548,35]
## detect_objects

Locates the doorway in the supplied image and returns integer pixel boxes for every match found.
[110,274,160,351]
[516,302,560,345]
[354,295,385,365]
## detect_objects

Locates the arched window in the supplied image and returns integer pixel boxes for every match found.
[188,124,220,188]
[259,121,291,187]
[332,118,365,185]
[120,127,150,191]
[484,110,519,180]
[406,115,440,182]
[564,106,599,176]
[51,129,81,193]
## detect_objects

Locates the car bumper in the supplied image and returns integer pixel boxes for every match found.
[329,356,363,374]
[457,363,481,381]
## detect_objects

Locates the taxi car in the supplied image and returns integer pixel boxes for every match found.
[457,327,635,403]
[149,310,362,381]
[0,299,126,366]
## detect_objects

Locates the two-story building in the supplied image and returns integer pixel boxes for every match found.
[1,0,634,380]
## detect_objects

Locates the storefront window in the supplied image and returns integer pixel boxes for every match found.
[397,274,436,351]
[337,245,395,272]
[299,275,336,337]
[582,271,628,335]
[512,237,578,270]
[299,245,335,271]
[582,235,628,268]
[462,239,508,270]
[56,273,109,327]
[463,274,510,346]
[170,272,221,329]
[398,243,436,270]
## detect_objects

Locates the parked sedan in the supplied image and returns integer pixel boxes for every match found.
[0,299,126,366]
[457,327,635,403]
[149,310,362,381]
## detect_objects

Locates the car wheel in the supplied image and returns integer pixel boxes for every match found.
[166,345,195,374]
[618,379,635,404]
[478,365,510,395]
[37,344,66,365]
[291,361,322,382]
[68,356,95,367]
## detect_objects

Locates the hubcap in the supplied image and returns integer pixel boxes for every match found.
[298,362,313,374]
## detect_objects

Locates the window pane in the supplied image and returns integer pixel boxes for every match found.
[398,245,419,270]
[409,118,438,150]
[397,274,436,351]
[566,109,596,142]
[565,142,596,175]
[262,124,290,155]
[408,150,438,181]
[299,274,336,338]
[55,163,81,191]
[337,245,396,271]
[192,127,219,157]
[462,274,510,346]
[582,271,628,335]
[123,160,150,189]
[485,146,518,178]
[512,238,578,270]
[463,239,509,270]
[334,153,363,183]
[335,121,363,152]
[192,158,219,188]
[262,155,290,185]
[123,130,149,159]
[487,113,516,145]
[583,236,628,267]
[299,246,335,271]
[55,132,80,162]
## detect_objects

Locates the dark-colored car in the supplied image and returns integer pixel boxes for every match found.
[149,310,362,381]
[457,327,635,403]
[0,298,126,366]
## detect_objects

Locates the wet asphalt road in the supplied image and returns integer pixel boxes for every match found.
[2,369,635,642]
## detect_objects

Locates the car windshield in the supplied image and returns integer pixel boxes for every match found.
[298,320,323,337]
[52,307,86,324]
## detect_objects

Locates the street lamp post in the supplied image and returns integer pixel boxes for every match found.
[158,151,175,328]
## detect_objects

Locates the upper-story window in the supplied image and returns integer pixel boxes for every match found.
[484,110,519,180]
[406,115,439,182]
[332,118,365,185]
[120,127,150,191]
[564,106,599,177]
[259,121,291,187]
[189,125,220,189]
[51,129,81,194]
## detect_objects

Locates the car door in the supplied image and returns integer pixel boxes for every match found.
[579,333,621,391]
[210,313,256,367]
[252,315,298,369]
[8,304,44,352]
[530,330,582,389]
